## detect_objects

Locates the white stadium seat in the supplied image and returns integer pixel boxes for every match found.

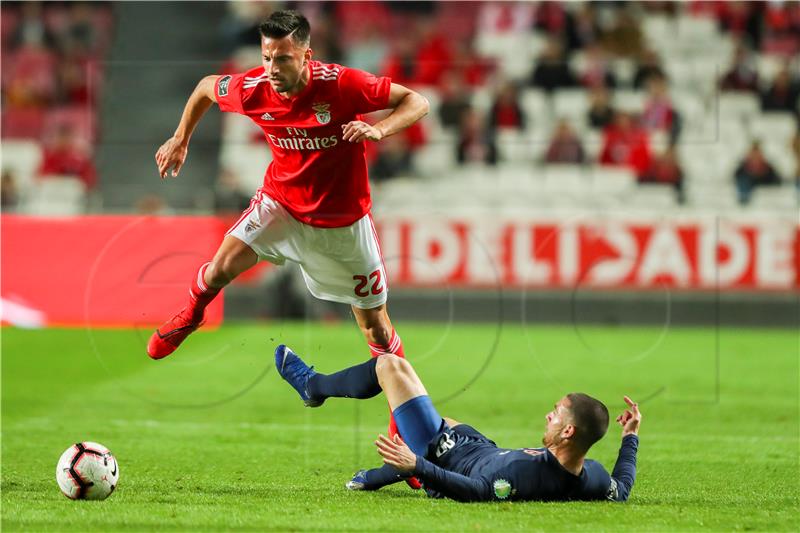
[590,166,637,195]
[412,136,457,177]
[628,184,678,209]
[749,113,798,145]
[614,90,645,113]
[717,92,760,121]
[553,89,589,120]
[749,186,799,211]
[542,164,590,195]
[25,176,86,216]
[1,140,43,194]
[496,129,532,163]
[220,143,272,193]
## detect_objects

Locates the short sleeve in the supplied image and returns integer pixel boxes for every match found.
[339,67,391,114]
[215,74,245,114]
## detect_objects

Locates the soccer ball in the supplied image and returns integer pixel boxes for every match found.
[56,442,119,500]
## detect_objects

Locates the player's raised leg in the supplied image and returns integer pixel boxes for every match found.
[147,235,258,359]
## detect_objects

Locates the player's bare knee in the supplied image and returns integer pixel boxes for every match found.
[375,353,409,383]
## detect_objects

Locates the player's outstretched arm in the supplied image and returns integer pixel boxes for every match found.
[609,396,641,502]
[341,84,429,143]
[155,75,218,179]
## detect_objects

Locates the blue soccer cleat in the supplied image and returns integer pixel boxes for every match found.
[345,470,369,491]
[274,344,324,407]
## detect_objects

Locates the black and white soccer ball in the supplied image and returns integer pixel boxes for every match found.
[56,442,119,500]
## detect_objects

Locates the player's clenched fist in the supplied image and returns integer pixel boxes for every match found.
[342,121,383,143]
[155,136,188,179]
[616,396,642,437]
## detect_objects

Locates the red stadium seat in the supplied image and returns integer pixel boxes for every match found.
[1,108,46,139]
[44,106,97,144]
[0,7,19,47]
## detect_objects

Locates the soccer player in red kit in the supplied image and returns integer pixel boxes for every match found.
[148,10,429,485]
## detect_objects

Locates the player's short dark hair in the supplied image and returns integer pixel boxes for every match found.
[566,393,609,451]
[259,10,310,47]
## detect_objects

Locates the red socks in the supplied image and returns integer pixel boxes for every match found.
[368,329,405,359]
[188,262,221,322]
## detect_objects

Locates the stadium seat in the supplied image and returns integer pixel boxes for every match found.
[756,55,785,85]
[628,185,678,209]
[717,92,761,121]
[1,108,46,139]
[219,143,272,193]
[469,86,493,113]
[496,129,532,164]
[25,176,87,216]
[519,88,548,124]
[750,113,798,144]
[542,164,591,195]
[612,58,635,88]
[553,89,588,121]
[582,129,604,161]
[760,140,797,180]
[45,106,97,143]
[675,15,720,46]
[686,182,740,210]
[641,15,675,50]
[590,166,637,196]
[412,136,457,177]
[1,140,43,193]
[749,186,799,212]
[474,31,541,82]
[613,90,645,113]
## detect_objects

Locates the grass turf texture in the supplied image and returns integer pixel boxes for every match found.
[2,321,798,531]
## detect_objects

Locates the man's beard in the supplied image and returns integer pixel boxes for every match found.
[542,429,563,448]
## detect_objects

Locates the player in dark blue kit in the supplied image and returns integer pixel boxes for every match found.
[275,345,641,502]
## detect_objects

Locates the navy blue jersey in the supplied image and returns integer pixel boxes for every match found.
[413,423,638,503]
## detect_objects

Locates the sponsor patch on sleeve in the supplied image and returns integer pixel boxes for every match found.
[606,478,619,501]
[218,75,232,97]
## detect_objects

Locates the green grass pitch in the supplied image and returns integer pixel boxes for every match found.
[2,321,798,531]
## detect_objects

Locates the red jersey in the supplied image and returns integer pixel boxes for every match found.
[215,61,391,228]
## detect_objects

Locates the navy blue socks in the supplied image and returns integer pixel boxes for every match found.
[307,357,381,401]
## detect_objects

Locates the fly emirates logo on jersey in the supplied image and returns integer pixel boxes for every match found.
[266,127,339,151]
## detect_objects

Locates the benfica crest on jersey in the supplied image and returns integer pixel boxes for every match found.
[312,102,331,124]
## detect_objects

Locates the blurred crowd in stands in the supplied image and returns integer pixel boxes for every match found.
[215,0,799,209]
[1,1,112,211]
[2,1,799,214]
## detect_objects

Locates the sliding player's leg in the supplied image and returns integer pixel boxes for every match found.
[147,235,257,359]
[275,347,445,491]
[275,347,443,454]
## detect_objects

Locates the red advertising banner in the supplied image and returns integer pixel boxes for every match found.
[1,215,226,327]
[374,215,799,292]
[2,213,796,327]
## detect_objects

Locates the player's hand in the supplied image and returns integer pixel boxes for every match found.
[616,396,642,437]
[342,121,383,143]
[155,136,189,179]
[375,434,417,473]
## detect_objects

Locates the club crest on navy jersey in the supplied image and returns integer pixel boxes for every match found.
[312,102,331,124]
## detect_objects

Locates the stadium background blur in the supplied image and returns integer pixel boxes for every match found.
[1,0,798,325]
